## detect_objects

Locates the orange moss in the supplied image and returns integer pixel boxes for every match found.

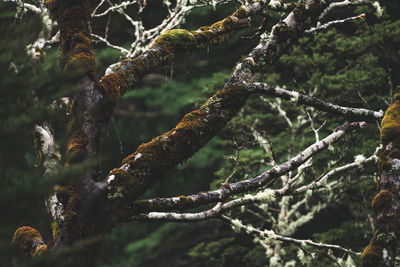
[361,235,383,267]
[12,226,46,256]
[221,182,231,189]
[99,73,121,119]
[65,130,88,165]
[33,244,47,256]
[371,189,393,209]
[62,186,83,232]
[178,195,194,204]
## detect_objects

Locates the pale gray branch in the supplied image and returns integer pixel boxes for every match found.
[247,82,383,121]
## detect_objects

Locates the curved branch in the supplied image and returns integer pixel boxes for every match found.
[247,82,383,121]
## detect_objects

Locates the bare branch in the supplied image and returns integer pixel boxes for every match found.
[320,0,380,21]
[306,13,366,33]
[131,122,365,215]
[224,215,360,255]
[247,82,383,121]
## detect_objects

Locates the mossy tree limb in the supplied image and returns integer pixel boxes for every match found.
[44,0,109,249]
[97,2,265,118]
[361,86,400,267]
[106,0,337,223]
[12,226,47,257]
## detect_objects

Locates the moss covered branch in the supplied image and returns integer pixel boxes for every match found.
[12,226,47,256]
[105,0,335,223]
[98,2,264,116]
[361,86,400,267]
[44,0,108,248]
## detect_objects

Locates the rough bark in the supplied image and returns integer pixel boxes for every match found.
[361,86,400,267]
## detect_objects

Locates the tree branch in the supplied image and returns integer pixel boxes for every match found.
[223,215,360,256]
[131,122,365,215]
[319,0,379,21]
[247,82,383,121]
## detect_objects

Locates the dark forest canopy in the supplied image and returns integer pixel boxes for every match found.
[1,0,400,266]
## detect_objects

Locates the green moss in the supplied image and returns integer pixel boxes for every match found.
[152,29,196,55]
[380,99,400,145]
[51,221,61,240]
[57,1,95,78]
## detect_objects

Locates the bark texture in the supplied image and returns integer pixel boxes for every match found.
[361,86,400,267]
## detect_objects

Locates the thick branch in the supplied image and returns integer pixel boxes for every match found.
[247,82,383,121]
[45,0,107,247]
[361,87,400,267]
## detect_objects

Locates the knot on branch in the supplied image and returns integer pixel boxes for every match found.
[12,226,47,256]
